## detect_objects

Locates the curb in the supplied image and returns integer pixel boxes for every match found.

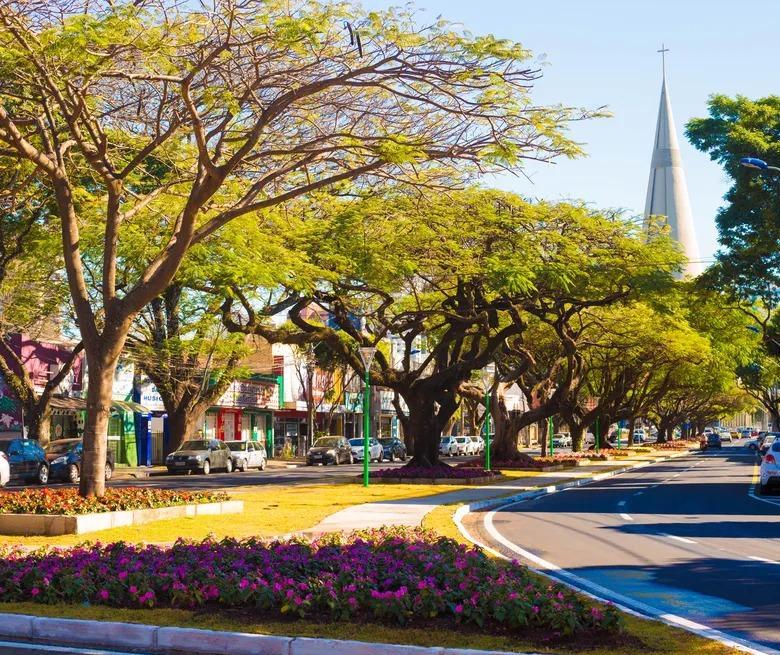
[0,613,545,655]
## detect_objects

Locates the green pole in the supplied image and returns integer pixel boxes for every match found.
[617,421,622,449]
[548,416,554,456]
[363,369,370,488]
[484,390,491,471]
[595,417,600,452]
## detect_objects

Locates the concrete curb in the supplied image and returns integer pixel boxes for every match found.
[0,613,545,655]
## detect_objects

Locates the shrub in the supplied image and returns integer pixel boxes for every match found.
[0,527,622,636]
[0,488,229,516]
[372,464,496,479]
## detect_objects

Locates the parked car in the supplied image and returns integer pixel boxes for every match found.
[759,440,780,494]
[380,437,407,462]
[46,439,115,483]
[759,433,780,456]
[166,439,233,474]
[439,436,458,457]
[453,436,472,456]
[632,428,647,444]
[348,437,383,462]
[0,451,9,487]
[740,428,753,438]
[700,432,722,450]
[0,438,49,485]
[307,436,353,466]
[719,430,733,443]
[469,435,485,455]
[552,432,572,448]
[225,440,266,471]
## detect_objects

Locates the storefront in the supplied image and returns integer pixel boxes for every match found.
[49,397,86,440]
[108,400,150,466]
[205,377,279,453]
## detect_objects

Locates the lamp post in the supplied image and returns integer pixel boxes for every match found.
[481,363,495,471]
[740,157,780,174]
[358,345,377,488]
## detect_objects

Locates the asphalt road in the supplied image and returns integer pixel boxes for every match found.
[475,442,780,652]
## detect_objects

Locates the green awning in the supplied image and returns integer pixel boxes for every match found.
[111,400,150,415]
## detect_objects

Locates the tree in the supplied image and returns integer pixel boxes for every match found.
[0,0,589,495]
[223,191,679,466]
[0,159,81,444]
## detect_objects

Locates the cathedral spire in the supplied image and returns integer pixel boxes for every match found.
[643,47,701,278]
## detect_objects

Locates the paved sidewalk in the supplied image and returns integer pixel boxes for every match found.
[309,459,647,534]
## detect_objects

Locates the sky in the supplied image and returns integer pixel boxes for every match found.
[362,0,780,261]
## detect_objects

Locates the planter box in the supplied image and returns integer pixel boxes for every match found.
[362,475,501,485]
[0,500,244,536]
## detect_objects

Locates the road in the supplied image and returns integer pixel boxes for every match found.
[471,442,780,652]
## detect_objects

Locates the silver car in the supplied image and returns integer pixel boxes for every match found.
[439,436,458,457]
[226,440,267,471]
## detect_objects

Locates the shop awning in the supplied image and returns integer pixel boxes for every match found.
[112,400,151,415]
[49,396,87,412]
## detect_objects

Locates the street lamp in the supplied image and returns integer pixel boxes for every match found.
[358,345,377,488]
[740,157,780,173]
[480,363,495,471]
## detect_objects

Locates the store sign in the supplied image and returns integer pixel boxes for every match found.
[139,385,166,412]
[218,380,279,410]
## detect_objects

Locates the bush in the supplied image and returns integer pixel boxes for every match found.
[372,464,496,479]
[0,527,622,636]
[0,488,229,516]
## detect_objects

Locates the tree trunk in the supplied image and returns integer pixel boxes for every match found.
[167,405,206,452]
[570,422,585,452]
[79,354,118,498]
[404,388,458,468]
[23,400,52,446]
[492,390,520,460]
[539,419,549,457]
[626,417,635,447]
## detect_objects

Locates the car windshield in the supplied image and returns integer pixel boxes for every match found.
[348,439,363,447]
[179,440,210,450]
[226,442,247,452]
[441,437,452,442]
[46,441,79,454]
[314,437,340,448]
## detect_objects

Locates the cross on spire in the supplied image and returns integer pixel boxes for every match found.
[657,43,670,78]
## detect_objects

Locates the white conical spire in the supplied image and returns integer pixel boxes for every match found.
[643,53,701,278]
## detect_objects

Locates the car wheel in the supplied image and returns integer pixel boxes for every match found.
[259,457,266,471]
[240,459,248,472]
[225,458,233,473]
[759,483,768,495]
[334,453,340,465]
[202,460,211,475]
[37,464,49,485]
[389,452,396,463]
[402,451,407,461]
[67,463,80,484]
[377,452,383,463]
[104,463,113,481]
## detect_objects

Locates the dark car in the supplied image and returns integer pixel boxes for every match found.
[0,438,49,485]
[46,439,115,483]
[379,437,407,462]
[700,433,722,450]
[165,439,233,475]
[306,436,352,466]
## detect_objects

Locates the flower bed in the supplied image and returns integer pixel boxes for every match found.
[371,464,498,480]
[651,441,698,450]
[0,488,229,516]
[0,528,622,637]
[459,452,608,471]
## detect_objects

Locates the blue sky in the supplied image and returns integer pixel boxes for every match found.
[362,0,780,260]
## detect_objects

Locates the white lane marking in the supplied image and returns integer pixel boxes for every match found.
[634,491,644,495]
[661,533,697,545]
[617,500,626,507]
[620,513,634,521]
[478,505,777,655]
[748,555,779,565]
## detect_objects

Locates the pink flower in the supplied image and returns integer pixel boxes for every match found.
[129,585,138,594]
[30,587,40,597]
[454,604,463,614]
[239,578,249,590]
[98,589,109,601]
[532,605,540,614]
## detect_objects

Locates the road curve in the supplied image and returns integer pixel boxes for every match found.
[473,445,780,653]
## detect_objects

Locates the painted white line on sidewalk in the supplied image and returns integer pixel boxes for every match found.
[662,533,697,545]
[475,502,778,655]
[620,513,633,521]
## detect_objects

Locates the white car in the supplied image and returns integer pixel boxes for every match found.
[759,440,780,494]
[349,437,383,462]
[468,435,485,455]
[0,451,8,487]
[453,436,472,456]
[225,440,267,471]
[439,436,458,457]
[719,430,733,443]
[552,432,572,448]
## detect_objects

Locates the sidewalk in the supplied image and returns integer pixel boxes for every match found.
[308,455,683,535]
